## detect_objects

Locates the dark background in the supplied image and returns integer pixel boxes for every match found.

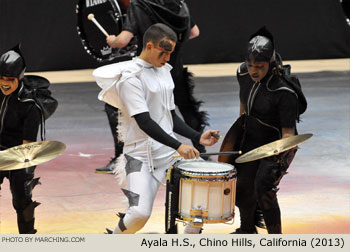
[0,0,349,72]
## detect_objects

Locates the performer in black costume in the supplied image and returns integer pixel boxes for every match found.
[96,0,208,173]
[0,45,57,233]
[223,27,306,234]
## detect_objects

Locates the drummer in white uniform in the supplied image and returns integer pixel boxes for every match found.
[94,23,219,234]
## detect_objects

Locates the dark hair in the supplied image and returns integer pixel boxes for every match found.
[142,23,177,49]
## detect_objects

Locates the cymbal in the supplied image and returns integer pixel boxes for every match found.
[0,141,66,171]
[235,133,313,163]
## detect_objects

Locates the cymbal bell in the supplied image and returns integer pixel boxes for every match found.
[0,141,66,171]
[235,133,313,163]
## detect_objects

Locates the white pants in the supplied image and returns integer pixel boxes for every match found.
[114,154,171,234]
[113,154,201,234]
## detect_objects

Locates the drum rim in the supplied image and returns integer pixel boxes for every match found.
[180,174,236,181]
[175,160,236,177]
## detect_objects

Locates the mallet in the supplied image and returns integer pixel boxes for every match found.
[87,13,109,37]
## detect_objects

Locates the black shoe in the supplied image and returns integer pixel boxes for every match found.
[105,228,113,234]
[95,157,117,174]
[230,228,257,234]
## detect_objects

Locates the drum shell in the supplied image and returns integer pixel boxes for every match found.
[173,160,236,224]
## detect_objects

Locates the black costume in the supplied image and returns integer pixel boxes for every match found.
[0,46,57,233]
[225,27,306,234]
[101,0,208,170]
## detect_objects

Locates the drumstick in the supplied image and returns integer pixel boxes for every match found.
[172,151,242,158]
[210,132,222,139]
[87,13,109,37]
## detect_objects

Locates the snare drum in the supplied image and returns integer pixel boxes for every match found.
[165,160,236,232]
[76,0,137,62]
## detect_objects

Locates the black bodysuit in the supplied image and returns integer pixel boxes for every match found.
[234,60,299,234]
[0,82,41,234]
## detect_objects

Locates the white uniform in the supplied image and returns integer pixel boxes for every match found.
[94,58,182,233]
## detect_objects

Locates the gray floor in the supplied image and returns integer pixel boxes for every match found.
[2,70,347,234]
[50,70,350,229]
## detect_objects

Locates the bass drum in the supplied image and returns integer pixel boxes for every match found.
[76,0,137,62]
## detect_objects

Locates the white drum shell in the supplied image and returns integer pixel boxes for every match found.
[175,160,236,223]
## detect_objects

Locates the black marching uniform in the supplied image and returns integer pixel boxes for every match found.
[234,59,299,234]
[102,0,208,167]
[0,46,57,234]
[0,83,42,234]
[219,27,307,234]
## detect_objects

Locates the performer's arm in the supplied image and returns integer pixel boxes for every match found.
[23,140,35,144]
[107,2,150,48]
[282,127,295,138]
[23,105,41,144]
[189,25,200,39]
[171,110,201,143]
[171,110,218,149]
[134,112,182,150]
[107,31,134,49]
[239,102,245,116]
[279,91,298,138]
[133,112,214,159]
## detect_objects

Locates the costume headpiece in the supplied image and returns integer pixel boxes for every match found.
[0,44,26,79]
[245,26,275,63]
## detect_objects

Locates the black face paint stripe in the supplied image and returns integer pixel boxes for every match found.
[158,52,165,59]
[158,40,173,51]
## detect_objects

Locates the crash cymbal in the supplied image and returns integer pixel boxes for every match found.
[235,133,313,163]
[0,141,66,171]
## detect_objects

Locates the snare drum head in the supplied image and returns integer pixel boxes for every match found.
[76,0,137,62]
[175,160,235,175]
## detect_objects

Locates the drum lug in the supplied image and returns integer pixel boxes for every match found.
[190,209,208,218]
[192,217,204,228]
[166,166,173,180]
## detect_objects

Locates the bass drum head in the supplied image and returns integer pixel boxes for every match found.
[175,160,235,177]
[76,0,137,62]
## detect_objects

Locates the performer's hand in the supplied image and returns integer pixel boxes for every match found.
[106,35,117,48]
[199,130,220,146]
[177,144,200,159]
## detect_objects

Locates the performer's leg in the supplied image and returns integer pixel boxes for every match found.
[233,161,259,233]
[255,159,285,234]
[9,167,40,234]
[113,156,162,234]
[96,103,124,173]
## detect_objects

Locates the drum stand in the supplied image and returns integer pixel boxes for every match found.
[165,180,178,233]
[165,166,181,234]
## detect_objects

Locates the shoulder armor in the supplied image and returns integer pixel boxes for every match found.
[237,62,249,77]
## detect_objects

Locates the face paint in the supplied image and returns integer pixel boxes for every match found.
[0,76,19,95]
[155,39,175,59]
[158,40,174,51]
[149,39,176,67]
